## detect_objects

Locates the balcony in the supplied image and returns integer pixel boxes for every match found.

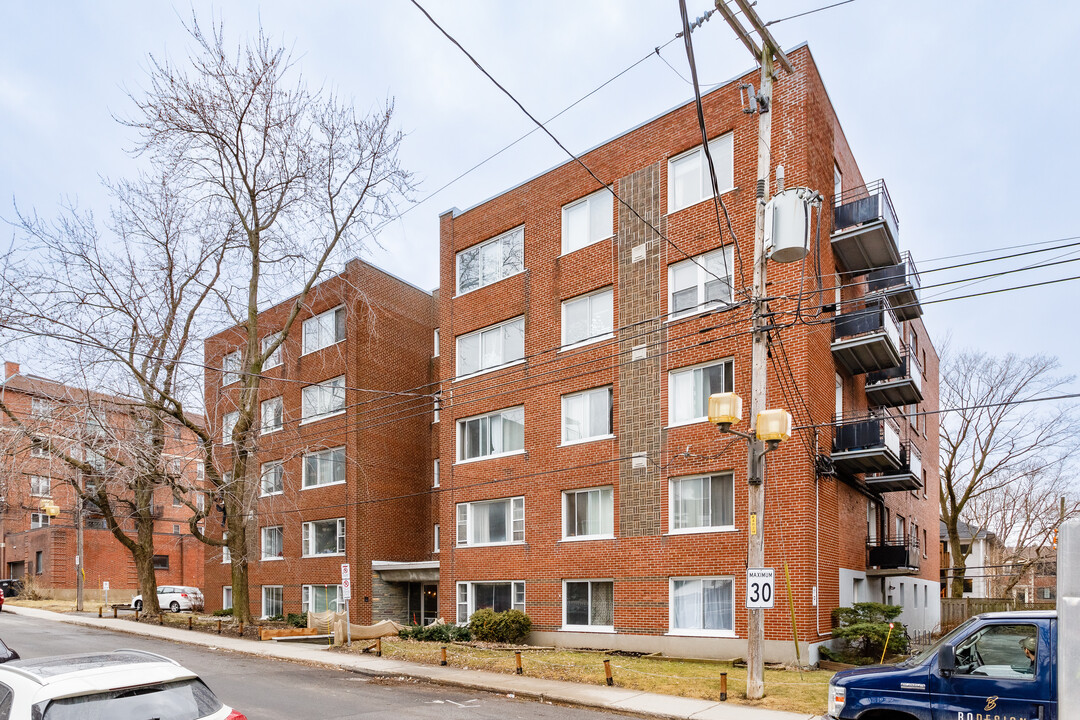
[865,349,924,408]
[832,415,902,475]
[832,180,902,273]
[865,442,924,493]
[866,252,922,321]
[866,535,921,576]
[831,298,902,374]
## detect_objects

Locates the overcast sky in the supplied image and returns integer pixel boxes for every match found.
[2,0,1079,390]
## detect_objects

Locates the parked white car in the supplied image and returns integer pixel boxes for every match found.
[0,649,245,719]
[132,585,204,613]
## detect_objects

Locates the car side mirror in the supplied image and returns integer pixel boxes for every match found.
[939,644,956,676]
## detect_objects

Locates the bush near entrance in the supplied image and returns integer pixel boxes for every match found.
[468,609,532,643]
[830,602,909,661]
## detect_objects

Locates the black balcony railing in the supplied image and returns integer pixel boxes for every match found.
[833,298,900,343]
[867,535,921,570]
[865,441,924,492]
[867,252,920,294]
[834,179,899,235]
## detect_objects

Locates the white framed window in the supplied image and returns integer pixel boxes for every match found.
[456,581,525,624]
[433,328,440,357]
[561,288,613,348]
[222,411,239,444]
[222,351,241,386]
[30,512,49,529]
[456,496,524,546]
[562,486,614,540]
[86,449,106,472]
[30,397,53,418]
[302,306,345,354]
[302,584,343,614]
[456,226,524,295]
[29,475,50,497]
[669,473,734,533]
[669,576,735,636]
[261,461,284,496]
[301,376,345,423]
[562,188,614,254]
[261,396,283,434]
[563,580,614,631]
[261,526,284,560]
[196,494,205,512]
[433,459,440,488]
[561,387,613,444]
[668,247,734,319]
[261,585,283,619]
[222,532,230,564]
[196,462,205,482]
[302,447,345,488]
[433,393,441,424]
[668,133,734,213]
[456,407,525,462]
[261,332,283,369]
[29,445,48,458]
[834,162,843,203]
[456,317,525,378]
[434,524,440,553]
[302,518,346,556]
[222,586,233,610]
[669,359,734,426]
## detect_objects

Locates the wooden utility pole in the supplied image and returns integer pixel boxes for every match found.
[75,470,84,612]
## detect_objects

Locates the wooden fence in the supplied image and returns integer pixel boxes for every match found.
[940,598,1055,631]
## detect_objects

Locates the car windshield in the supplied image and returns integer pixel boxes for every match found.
[37,678,222,720]
[902,617,980,666]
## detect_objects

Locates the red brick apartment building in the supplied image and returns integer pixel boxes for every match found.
[0,363,205,599]
[202,260,438,622]
[436,43,939,663]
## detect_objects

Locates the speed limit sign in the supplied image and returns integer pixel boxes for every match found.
[746,568,775,609]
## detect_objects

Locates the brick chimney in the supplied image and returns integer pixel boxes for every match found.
[4,362,19,380]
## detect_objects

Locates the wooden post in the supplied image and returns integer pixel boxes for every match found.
[159,613,164,625]
[720,672,728,701]
[238,621,244,637]
[134,608,139,621]
[440,646,447,666]
[98,606,102,618]
[217,619,222,634]
[188,616,193,630]
[603,659,613,686]
[113,606,117,619]
[515,651,523,675]
[376,637,382,657]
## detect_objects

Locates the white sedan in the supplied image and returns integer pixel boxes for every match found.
[132,586,204,613]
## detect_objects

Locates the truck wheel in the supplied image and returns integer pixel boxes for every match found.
[170,601,180,613]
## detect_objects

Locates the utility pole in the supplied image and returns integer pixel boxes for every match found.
[75,469,83,612]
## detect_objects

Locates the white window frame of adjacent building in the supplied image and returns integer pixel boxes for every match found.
[561,288,613,349]
[562,579,615,632]
[302,447,345,489]
[669,576,735,637]
[261,332,283,369]
[29,475,50,497]
[669,473,735,534]
[456,496,524,547]
[261,585,283,619]
[222,411,239,445]
[562,188,614,255]
[456,581,525,624]
[261,396,284,434]
[433,328,440,357]
[302,584,344,614]
[455,226,525,295]
[302,306,345,355]
[221,531,230,564]
[30,397,53,418]
[222,350,241,386]
[261,460,284,496]
[433,524,440,553]
[668,359,734,427]
[562,486,614,541]
[456,406,525,463]
[455,317,525,379]
[30,512,49,529]
[560,387,613,445]
[667,133,734,213]
[301,376,345,424]
[261,526,284,561]
[222,586,233,610]
[29,445,48,459]
[302,518,346,557]
[433,459,440,488]
[667,246,735,320]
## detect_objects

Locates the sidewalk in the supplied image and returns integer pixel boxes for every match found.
[4,606,818,720]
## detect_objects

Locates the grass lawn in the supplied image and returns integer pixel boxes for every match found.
[4,599,82,613]
[344,639,832,716]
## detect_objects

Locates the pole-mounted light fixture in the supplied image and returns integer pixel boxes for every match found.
[709,392,791,452]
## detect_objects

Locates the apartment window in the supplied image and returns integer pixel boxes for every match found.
[262,586,283,619]
[834,162,842,202]
[456,407,525,462]
[222,532,230,563]
[668,133,734,212]
[456,317,525,377]
[29,475,50,497]
[30,513,49,529]
[669,359,734,426]
[433,459,440,488]
[670,577,734,635]
[153,555,170,570]
[456,226,524,294]
[86,450,106,473]
[261,332,283,369]
[433,393,441,424]
[172,524,181,535]
[434,524,440,553]
[86,518,107,530]
[302,584,343,614]
[433,328,440,357]
[835,373,844,420]
[668,247,734,318]
[222,351,241,386]
[563,486,614,539]
[562,188,614,254]
[196,462,205,482]
[301,376,345,422]
[261,526,284,560]
[302,447,345,488]
[562,288,613,348]
[31,397,53,418]
[29,445,48,459]
[172,491,182,507]
[456,581,525,624]
[670,473,734,532]
[222,586,233,610]
[196,494,205,512]
[561,387,613,444]
[302,518,346,556]
[35,551,43,575]
[923,529,928,558]
[302,306,345,354]
[564,580,614,630]
[222,411,238,445]
[261,396,284,433]
[261,461,284,496]
[456,497,524,546]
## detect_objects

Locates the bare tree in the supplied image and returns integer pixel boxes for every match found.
[940,350,1079,598]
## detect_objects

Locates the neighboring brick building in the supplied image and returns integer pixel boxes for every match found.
[0,363,205,600]
[435,43,939,663]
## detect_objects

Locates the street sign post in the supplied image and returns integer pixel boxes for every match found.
[103,581,109,607]
[341,563,352,646]
[746,568,775,609]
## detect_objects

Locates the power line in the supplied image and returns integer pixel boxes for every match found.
[765,0,861,26]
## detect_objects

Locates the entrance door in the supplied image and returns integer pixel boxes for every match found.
[422,584,438,625]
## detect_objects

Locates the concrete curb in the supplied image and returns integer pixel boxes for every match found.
[3,606,818,720]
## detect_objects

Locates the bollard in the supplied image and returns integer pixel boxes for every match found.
[159,612,164,625]
[440,646,447,666]
[98,606,102,618]
[113,606,117,619]
[515,651,523,675]
[217,619,222,635]
[135,608,140,621]
[375,637,382,657]
[238,621,244,637]
[188,616,193,630]
[603,659,613,686]
[720,672,727,701]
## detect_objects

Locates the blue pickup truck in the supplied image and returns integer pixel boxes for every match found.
[826,610,1056,720]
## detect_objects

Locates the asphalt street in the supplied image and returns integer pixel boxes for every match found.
[0,612,630,719]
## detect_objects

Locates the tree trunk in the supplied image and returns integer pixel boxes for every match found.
[227,510,252,622]
[948,526,967,598]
